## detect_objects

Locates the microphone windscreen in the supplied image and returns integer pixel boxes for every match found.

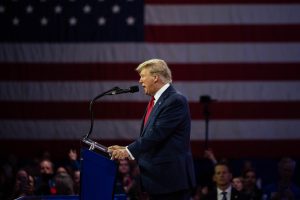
[130,85,139,93]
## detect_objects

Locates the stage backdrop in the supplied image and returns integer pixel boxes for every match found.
[0,0,300,158]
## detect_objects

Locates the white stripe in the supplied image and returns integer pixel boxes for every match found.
[146,4,300,25]
[1,120,299,140]
[1,43,300,63]
[1,81,300,101]
[192,120,300,140]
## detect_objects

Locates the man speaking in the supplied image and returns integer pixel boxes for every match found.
[108,59,196,200]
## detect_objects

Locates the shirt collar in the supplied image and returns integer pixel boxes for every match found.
[217,185,232,199]
[153,83,170,104]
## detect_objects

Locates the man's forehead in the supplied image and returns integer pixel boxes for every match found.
[215,165,229,172]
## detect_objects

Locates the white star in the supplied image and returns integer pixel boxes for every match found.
[54,5,62,14]
[0,6,5,13]
[26,5,33,14]
[83,5,91,14]
[12,17,19,26]
[97,17,106,26]
[126,16,135,26]
[112,4,120,14]
[69,17,77,26]
[40,17,48,26]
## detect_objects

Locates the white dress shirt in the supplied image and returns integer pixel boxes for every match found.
[217,185,232,200]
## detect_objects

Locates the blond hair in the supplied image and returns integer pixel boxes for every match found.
[136,59,172,83]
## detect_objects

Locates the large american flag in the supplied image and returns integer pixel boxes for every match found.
[1,0,300,158]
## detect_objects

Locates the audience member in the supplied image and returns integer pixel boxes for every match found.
[263,157,300,200]
[10,169,30,199]
[243,169,262,200]
[27,174,35,195]
[73,170,80,195]
[241,160,262,189]
[200,149,218,189]
[54,171,74,195]
[202,162,246,200]
[66,149,80,172]
[204,149,218,165]
[34,159,55,195]
[115,159,141,200]
[232,176,244,192]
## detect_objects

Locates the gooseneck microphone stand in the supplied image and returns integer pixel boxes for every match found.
[81,85,139,153]
[81,86,120,153]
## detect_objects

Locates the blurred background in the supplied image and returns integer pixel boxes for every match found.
[0,0,300,199]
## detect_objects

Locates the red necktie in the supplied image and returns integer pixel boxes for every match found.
[144,96,155,125]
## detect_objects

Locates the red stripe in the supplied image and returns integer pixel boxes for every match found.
[145,0,300,4]
[1,101,300,119]
[191,139,300,158]
[0,139,299,158]
[0,63,138,81]
[146,25,300,43]
[1,63,300,81]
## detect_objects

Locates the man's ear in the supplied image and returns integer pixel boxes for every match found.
[153,74,159,83]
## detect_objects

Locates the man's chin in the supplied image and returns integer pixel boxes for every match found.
[143,89,148,95]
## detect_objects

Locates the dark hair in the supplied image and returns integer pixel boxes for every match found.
[214,161,232,173]
[242,168,257,178]
[54,172,74,195]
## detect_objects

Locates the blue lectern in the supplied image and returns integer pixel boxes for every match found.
[80,147,117,200]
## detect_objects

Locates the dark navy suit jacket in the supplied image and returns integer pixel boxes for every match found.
[127,85,196,194]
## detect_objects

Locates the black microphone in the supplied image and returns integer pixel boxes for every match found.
[111,85,139,95]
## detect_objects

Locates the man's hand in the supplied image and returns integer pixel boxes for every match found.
[204,148,217,164]
[108,145,129,160]
[108,145,125,151]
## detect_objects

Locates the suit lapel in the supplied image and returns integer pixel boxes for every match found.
[140,85,176,136]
